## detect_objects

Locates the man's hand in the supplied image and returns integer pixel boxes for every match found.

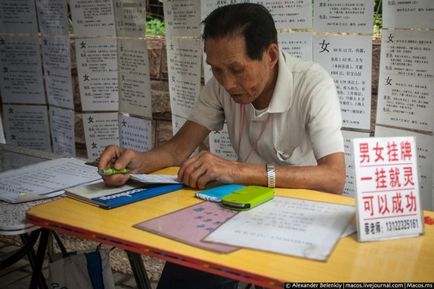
[178,151,239,189]
[98,145,143,186]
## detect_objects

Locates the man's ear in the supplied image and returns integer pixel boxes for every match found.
[265,43,279,68]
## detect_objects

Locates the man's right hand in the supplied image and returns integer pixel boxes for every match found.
[98,145,143,186]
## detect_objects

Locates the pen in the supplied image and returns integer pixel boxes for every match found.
[98,168,129,175]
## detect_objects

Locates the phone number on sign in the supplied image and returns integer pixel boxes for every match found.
[385,218,419,232]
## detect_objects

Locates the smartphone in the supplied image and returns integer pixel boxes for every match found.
[221,186,274,210]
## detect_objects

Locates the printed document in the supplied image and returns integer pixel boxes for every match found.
[205,196,355,261]
[0,158,101,203]
[130,174,181,184]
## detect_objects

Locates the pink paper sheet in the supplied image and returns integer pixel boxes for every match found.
[134,201,239,253]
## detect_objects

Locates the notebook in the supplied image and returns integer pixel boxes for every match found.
[66,180,184,209]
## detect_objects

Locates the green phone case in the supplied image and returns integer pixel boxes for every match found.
[221,186,274,210]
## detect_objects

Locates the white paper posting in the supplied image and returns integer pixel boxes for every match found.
[313,0,374,33]
[171,114,187,136]
[378,30,434,79]
[0,35,46,104]
[375,126,434,211]
[83,112,119,161]
[119,113,153,152]
[0,112,5,144]
[166,37,202,119]
[205,196,355,261]
[0,0,38,33]
[118,38,152,117]
[383,0,434,29]
[164,0,201,37]
[313,35,372,130]
[278,32,313,61]
[342,130,370,197]
[36,0,69,35]
[209,124,237,161]
[42,35,74,109]
[70,0,116,37]
[76,38,119,111]
[201,0,312,30]
[0,158,101,203]
[353,136,424,241]
[49,107,76,157]
[376,30,434,133]
[2,105,51,152]
[129,174,181,184]
[113,0,146,37]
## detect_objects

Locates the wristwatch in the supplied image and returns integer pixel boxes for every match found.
[266,164,276,188]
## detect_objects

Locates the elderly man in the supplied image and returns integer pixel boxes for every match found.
[99,3,345,288]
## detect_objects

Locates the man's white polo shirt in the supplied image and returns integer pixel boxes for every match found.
[188,50,344,166]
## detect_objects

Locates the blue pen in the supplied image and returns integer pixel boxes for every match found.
[98,168,129,175]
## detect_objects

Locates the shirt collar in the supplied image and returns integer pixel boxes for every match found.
[267,50,293,113]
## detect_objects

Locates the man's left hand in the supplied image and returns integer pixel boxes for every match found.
[177,151,239,189]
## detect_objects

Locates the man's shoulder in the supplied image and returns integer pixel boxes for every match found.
[282,51,330,79]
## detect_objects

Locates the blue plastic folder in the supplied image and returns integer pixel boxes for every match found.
[195,184,245,202]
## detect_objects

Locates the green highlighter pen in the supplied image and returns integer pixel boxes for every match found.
[98,168,129,175]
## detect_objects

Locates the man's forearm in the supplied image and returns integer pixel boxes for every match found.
[233,153,346,194]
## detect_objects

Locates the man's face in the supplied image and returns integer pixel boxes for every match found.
[205,35,276,107]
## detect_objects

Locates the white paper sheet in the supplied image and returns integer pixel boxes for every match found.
[164,0,201,37]
[383,0,434,29]
[76,38,119,111]
[0,0,38,33]
[130,174,181,184]
[278,32,313,61]
[0,158,101,203]
[375,125,434,211]
[36,0,69,35]
[119,113,152,152]
[209,124,237,161]
[376,30,434,133]
[2,105,51,152]
[118,38,152,117]
[0,35,46,104]
[378,30,434,79]
[353,136,423,241]
[114,0,146,37]
[166,37,202,119]
[313,0,374,33]
[205,196,355,261]
[70,0,116,37]
[201,0,312,30]
[313,35,372,130]
[42,35,74,109]
[82,112,119,161]
[342,130,370,197]
[171,114,187,136]
[49,107,76,157]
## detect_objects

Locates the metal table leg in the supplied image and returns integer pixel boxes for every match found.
[21,232,48,289]
[29,229,49,289]
[126,250,152,289]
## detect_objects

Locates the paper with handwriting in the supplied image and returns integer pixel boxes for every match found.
[0,158,101,203]
[205,196,355,261]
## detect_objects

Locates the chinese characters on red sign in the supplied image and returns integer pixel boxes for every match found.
[353,137,422,241]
